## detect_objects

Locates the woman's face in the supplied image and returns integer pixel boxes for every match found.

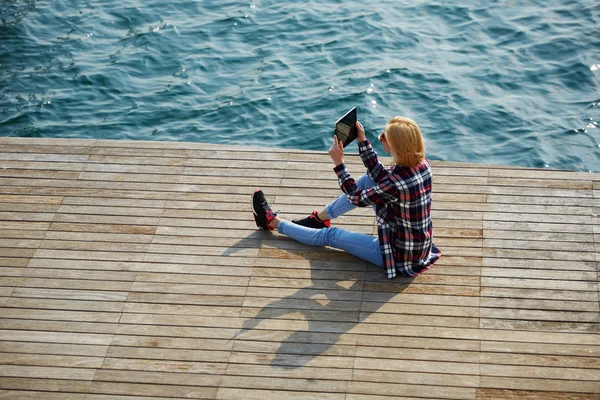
[379,131,392,154]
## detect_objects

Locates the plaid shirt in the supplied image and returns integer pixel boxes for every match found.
[334,139,441,278]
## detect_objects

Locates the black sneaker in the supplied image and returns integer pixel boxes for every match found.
[251,189,277,230]
[292,211,331,229]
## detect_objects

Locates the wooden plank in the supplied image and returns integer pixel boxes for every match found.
[78,172,182,184]
[27,258,252,277]
[345,381,475,400]
[106,346,230,363]
[6,297,125,313]
[0,390,86,399]
[0,238,41,248]
[483,212,591,225]
[480,297,599,312]
[0,308,122,323]
[110,335,233,351]
[184,166,285,179]
[14,276,135,292]
[56,204,164,217]
[482,257,596,272]
[216,388,345,400]
[480,340,600,357]
[481,277,597,291]
[0,365,97,380]
[32,249,147,262]
[87,380,219,399]
[228,350,353,369]
[91,369,221,388]
[0,319,119,335]
[62,196,166,208]
[0,229,47,239]
[83,163,185,175]
[483,248,596,262]
[0,169,80,180]
[0,153,90,162]
[355,345,479,364]
[484,238,593,252]
[479,352,600,368]
[39,239,151,253]
[100,357,227,375]
[480,307,599,323]
[476,388,600,400]
[133,272,249,287]
[0,194,63,204]
[43,231,154,243]
[487,193,593,206]
[0,257,31,267]
[52,213,160,226]
[128,281,247,297]
[0,352,104,368]
[22,268,137,283]
[0,137,96,147]
[219,375,349,394]
[482,267,597,282]
[231,339,356,358]
[0,329,107,346]
[88,154,188,166]
[11,287,129,302]
[484,229,593,243]
[480,376,600,394]
[122,303,241,318]
[480,319,598,333]
[480,287,598,302]
[487,176,592,190]
[115,324,238,341]
[351,368,480,389]
[489,168,598,181]
[0,211,56,222]
[0,160,87,171]
[126,292,244,307]
[225,363,352,381]
[49,222,157,235]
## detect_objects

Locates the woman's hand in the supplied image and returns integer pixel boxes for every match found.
[329,134,345,166]
[356,121,366,142]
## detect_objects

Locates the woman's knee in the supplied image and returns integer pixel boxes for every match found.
[356,174,375,189]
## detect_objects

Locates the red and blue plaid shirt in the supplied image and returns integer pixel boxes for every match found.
[334,139,441,279]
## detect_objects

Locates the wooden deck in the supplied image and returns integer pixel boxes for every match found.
[0,136,598,400]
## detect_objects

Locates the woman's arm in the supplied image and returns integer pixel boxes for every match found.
[355,122,389,183]
[329,133,399,207]
[334,164,399,207]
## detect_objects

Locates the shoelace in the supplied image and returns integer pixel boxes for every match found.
[260,200,278,218]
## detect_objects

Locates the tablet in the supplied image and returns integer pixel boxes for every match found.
[334,107,357,148]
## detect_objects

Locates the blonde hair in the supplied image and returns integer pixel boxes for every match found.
[384,116,425,167]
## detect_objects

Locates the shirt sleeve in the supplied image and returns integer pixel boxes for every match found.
[358,139,389,183]
[333,162,400,207]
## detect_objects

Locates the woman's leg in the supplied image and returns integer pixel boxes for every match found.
[323,173,378,220]
[277,220,383,267]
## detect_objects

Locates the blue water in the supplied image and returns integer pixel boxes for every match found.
[1,1,599,171]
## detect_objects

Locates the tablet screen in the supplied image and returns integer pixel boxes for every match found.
[334,107,357,148]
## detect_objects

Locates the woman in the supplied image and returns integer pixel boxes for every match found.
[252,117,441,278]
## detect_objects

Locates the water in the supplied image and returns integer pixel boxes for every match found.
[1,0,599,172]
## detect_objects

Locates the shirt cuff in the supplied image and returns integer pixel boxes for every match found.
[333,163,347,174]
[358,139,371,152]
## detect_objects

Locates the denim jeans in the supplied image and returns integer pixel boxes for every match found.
[277,174,383,267]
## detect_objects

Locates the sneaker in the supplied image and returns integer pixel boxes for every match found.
[292,211,331,229]
[251,189,277,230]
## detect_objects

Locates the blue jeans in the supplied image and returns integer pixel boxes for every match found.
[277,174,383,267]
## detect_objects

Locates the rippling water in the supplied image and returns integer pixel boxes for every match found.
[1,0,599,171]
